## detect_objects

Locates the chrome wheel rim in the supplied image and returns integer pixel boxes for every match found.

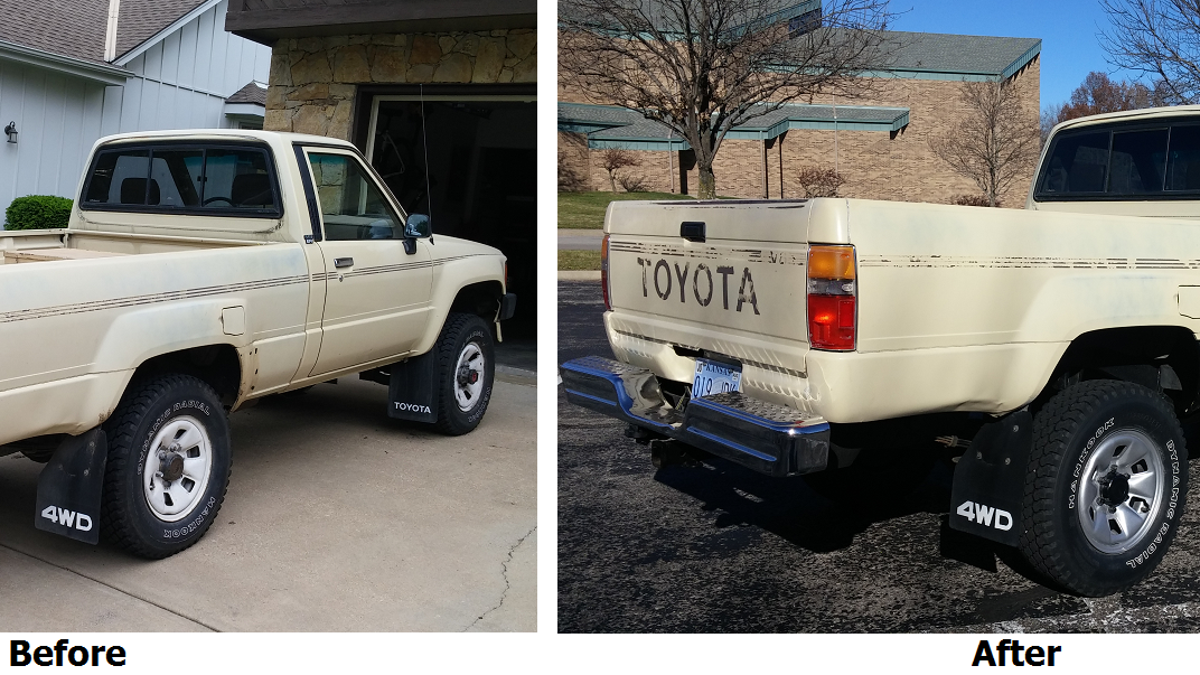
[142,416,213,522]
[1076,429,1165,554]
[454,341,486,412]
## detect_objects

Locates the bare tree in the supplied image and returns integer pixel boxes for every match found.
[559,0,893,199]
[796,166,845,197]
[930,80,1040,208]
[1100,0,1200,104]
[1040,102,1063,147]
[599,148,641,192]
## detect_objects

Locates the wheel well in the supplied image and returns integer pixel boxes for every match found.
[450,281,503,320]
[1045,326,1199,413]
[132,345,241,407]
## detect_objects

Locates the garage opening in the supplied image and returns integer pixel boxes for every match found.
[362,91,536,351]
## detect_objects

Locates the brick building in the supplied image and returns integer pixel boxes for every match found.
[559,25,1042,206]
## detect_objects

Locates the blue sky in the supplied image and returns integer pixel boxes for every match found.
[892,0,1139,108]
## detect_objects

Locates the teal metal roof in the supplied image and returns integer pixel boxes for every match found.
[872,30,1042,80]
[560,102,909,150]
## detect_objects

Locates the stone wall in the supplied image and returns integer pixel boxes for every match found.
[265,29,537,140]
[560,57,1042,207]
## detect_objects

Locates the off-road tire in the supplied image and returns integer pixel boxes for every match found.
[1020,380,1187,596]
[432,313,495,435]
[101,374,232,559]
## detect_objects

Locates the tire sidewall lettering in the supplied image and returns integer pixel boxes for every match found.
[109,377,231,555]
[1061,399,1181,572]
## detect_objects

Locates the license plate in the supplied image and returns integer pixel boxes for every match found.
[692,359,742,398]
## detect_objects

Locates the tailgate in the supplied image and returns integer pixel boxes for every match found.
[605,198,841,342]
[603,198,848,393]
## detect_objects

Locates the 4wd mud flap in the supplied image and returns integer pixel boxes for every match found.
[560,356,829,477]
[34,429,107,544]
[949,411,1033,548]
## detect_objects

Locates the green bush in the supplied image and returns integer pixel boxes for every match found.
[4,195,73,230]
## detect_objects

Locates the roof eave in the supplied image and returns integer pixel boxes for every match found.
[225,0,536,46]
[224,102,265,119]
[0,39,130,85]
[114,0,225,66]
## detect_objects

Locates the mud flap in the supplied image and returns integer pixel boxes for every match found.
[34,429,106,544]
[388,352,438,423]
[949,411,1032,548]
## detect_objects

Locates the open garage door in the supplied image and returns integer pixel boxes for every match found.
[364,93,536,343]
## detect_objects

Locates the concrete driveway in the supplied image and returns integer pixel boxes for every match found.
[0,373,536,632]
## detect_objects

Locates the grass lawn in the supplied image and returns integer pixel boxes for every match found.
[558,191,692,229]
[558,250,602,271]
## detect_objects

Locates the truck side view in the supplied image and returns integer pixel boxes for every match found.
[561,105,1200,596]
[1,129,515,558]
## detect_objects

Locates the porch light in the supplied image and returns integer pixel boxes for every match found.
[4,122,15,144]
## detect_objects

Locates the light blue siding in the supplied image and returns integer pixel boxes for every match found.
[0,0,270,225]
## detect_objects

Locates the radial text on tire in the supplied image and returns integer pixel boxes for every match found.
[1019,379,1187,596]
[101,374,232,559]
[433,312,495,435]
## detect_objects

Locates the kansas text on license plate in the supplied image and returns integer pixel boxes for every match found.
[693,359,742,398]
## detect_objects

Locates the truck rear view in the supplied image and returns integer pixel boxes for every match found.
[563,106,1200,597]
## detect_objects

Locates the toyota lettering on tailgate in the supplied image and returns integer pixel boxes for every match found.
[635,257,760,315]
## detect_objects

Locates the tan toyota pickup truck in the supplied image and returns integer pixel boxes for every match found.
[1,129,514,558]
[562,105,1200,596]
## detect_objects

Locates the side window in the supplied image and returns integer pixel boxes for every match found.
[1108,128,1168,195]
[1039,130,1110,195]
[81,144,279,215]
[150,150,202,207]
[1166,125,1200,191]
[85,150,151,205]
[308,152,401,241]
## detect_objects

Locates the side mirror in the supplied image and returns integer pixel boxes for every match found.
[404,213,431,239]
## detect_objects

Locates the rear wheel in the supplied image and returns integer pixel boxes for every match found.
[101,374,232,559]
[1020,380,1187,596]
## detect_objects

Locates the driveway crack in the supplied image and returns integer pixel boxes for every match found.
[464,526,535,631]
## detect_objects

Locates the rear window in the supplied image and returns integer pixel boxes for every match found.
[81,143,281,217]
[1036,119,1200,201]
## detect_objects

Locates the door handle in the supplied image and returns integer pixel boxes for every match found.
[334,257,354,268]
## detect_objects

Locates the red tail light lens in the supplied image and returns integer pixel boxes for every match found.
[601,234,611,311]
[807,245,856,350]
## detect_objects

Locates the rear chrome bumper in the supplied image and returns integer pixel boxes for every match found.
[560,356,830,477]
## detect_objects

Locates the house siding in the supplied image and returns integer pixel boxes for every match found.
[0,0,270,224]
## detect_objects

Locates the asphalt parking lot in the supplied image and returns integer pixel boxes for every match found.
[558,279,1200,633]
[0,371,536,632]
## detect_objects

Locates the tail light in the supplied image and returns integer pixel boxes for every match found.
[807,244,856,350]
[601,234,612,311]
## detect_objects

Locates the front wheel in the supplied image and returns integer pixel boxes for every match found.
[432,313,495,435]
[1020,380,1187,596]
[101,374,232,559]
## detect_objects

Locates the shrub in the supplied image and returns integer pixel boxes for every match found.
[5,195,73,230]
[617,173,649,192]
[951,193,996,207]
[796,167,844,198]
[600,149,639,193]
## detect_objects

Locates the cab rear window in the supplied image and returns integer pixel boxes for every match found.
[81,143,281,217]
[1036,119,1200,201]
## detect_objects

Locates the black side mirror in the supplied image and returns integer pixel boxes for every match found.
[402,213,431,255]
[404,213,431,239]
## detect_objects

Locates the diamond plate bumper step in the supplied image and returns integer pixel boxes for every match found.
[560,356,830,477]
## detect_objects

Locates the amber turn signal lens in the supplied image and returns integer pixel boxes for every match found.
[808,245,856,280]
